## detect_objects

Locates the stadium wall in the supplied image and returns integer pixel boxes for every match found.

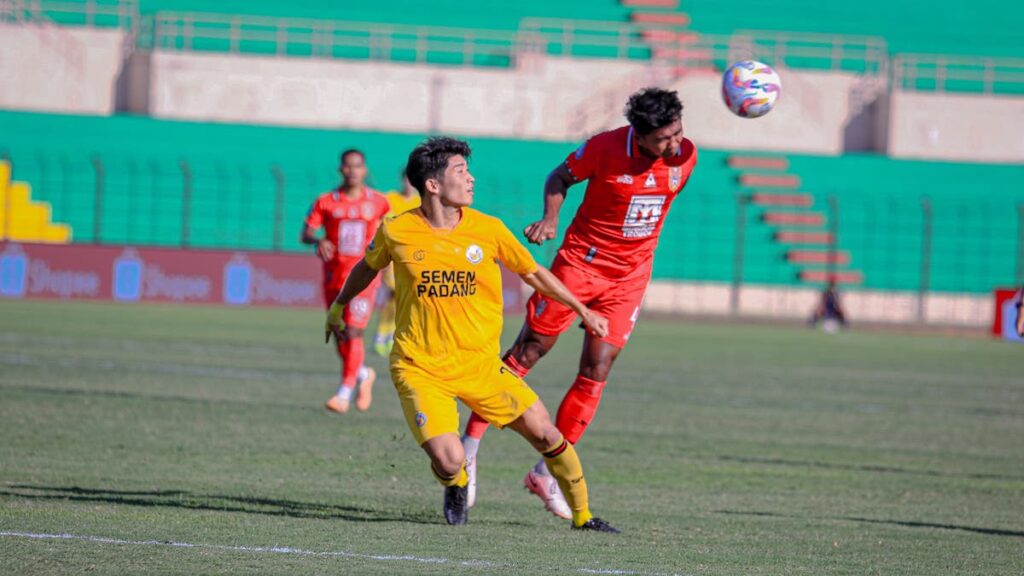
[644,281,991,327]
[666,69,871,155]
[146,51,649,139]
[887,91,1024,163]
[0,23,126,115]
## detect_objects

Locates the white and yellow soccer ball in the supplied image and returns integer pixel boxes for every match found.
[721,60,782,118]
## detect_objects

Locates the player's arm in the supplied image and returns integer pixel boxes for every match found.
[301,224,335,263]
[523,163,577,245]
[520,265,609,338]
[325,259,381,342]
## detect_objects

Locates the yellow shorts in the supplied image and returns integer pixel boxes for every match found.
[392,355,539,445]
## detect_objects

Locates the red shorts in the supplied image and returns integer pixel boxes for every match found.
[526,253,650,349]
[322,260,381,330]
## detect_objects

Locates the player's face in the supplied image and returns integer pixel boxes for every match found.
[339,153,368,188]
[435,155,474,207]
[637,118,684,159]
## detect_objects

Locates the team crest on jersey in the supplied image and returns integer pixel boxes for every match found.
[413,249,425,261]
[465,244,483,264]
[415,412,427,428]
[669,167,682,191]
[348,208,359,218]
[644,173,656,188]
[616,175,633,185]
[361,203,376,219]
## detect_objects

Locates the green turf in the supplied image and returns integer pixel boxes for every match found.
[1,299,1022,575]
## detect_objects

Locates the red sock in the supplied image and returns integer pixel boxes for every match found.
[464,412,490,439]
[339,336,365,388]
[555,375,606,444]
[502,354,531,378]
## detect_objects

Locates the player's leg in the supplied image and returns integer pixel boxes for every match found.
[393,367,469,525]
[460,324,560,507]
[505,401,618,532]
[464,358,617,532]
[373,266,397,356]
[526,275,642,509]
[326,275,380,414]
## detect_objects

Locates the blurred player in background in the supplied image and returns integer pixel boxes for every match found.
[459,88,698,518]
[325,136,618,532]
[373,171,421,356]
[302,149,390,414]
[808,279,848,331]
[1015,286,1024,337]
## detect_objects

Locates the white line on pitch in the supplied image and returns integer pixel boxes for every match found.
[0,530,689,575]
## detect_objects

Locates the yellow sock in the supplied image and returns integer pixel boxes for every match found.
[542,438,592,527]
[430,462,468,488]
[376,299,396,339]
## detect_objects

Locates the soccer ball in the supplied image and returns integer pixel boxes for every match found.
[722,60,782,118]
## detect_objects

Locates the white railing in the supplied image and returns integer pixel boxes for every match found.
[893,54,1024,95]
[0,0,135,28]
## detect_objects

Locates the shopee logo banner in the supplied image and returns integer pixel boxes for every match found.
[0,242,526,313]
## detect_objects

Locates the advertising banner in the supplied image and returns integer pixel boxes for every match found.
[1,242,527,313]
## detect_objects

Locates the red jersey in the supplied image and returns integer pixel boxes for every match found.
[560,125,697,278]
[304,187,390,268]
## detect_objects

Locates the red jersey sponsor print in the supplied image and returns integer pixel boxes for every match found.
[561,125,697,278]
[304,187,390,267]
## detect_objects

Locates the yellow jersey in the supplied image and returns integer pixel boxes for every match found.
[364,207,537,378]
[384,191,421,218]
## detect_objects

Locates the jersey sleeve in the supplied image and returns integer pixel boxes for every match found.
[495,221,538,275]
[363,225,392,270]
[303,198,323,230]
[564,136,600,182]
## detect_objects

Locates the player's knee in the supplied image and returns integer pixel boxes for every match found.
[579,360,614,382]
[345,326,364,339]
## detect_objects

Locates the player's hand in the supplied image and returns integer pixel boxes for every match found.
[325,302,346,343]
[579,309,609,339]
[523,217,559,245]
[317,239,336,262]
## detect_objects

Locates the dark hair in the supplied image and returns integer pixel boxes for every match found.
[340,148,364,163]
[405,137,472,196]
[624,88,683,135]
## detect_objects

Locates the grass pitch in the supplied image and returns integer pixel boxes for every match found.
[1,299,1022,575]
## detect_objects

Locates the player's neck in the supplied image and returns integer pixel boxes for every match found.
[419,199,462,230]
[339,184,363,198]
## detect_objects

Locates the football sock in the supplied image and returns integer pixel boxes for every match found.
[501,353,531,378]
[555,375,606,444]
[464,412,490,440]
[339,336,365,388]
[542,438,592,527]
[431,461,468,488]
[334,385,354,402]
[462,435,481,460]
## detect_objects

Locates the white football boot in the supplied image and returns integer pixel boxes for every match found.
[523,469,572,519]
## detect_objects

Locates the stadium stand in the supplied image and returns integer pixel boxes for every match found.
[2,0,1023,325]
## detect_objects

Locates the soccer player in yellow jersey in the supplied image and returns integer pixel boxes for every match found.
[373,172,421,356]
[325,137,618,532]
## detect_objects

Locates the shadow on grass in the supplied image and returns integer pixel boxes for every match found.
[717,509,1024,538]
[1,484,447,525]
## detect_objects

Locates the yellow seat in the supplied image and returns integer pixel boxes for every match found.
[0,161,73,244]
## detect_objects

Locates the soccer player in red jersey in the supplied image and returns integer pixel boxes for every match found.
[303,149,391,414]
[459,88,698,517]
